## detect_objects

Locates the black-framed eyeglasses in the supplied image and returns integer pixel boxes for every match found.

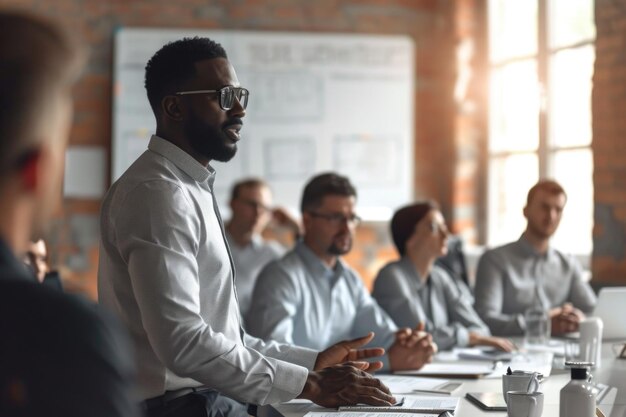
[175,86,249,110]
[308,211,362,227]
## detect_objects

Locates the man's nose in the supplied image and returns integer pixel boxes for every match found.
[228,96,246,118]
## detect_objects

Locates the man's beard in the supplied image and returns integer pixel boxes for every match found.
[184,113,237,162]
[327,236,352,256]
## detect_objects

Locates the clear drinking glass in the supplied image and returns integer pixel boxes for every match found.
[524,307,551,346]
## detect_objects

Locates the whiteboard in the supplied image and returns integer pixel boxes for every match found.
[113,28,414,220]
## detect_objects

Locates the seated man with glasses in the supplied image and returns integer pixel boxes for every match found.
[247,173,437,371]
[225,178,302,317]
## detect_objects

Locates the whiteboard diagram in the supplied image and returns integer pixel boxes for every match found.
[113,28,414,219]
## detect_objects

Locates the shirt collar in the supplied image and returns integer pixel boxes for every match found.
[148,135,215,185]
[295,241,345,279]
[517,234,556,260]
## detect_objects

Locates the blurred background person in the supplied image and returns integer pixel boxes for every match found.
[225,178,301,316]
[474,180,596,336]
[373,201,514,352]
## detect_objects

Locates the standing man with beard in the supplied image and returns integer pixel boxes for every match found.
[98,38,397,417]
[474,180,597,336]
[247,173,437,372]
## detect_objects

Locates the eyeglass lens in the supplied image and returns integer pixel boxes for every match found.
[221,87,249,110]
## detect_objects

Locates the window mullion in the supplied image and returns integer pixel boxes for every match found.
[538,0,550,179]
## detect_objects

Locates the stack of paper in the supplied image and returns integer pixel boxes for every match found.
[375,375,461,395]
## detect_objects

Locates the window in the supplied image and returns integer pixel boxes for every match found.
[488,0,595,255]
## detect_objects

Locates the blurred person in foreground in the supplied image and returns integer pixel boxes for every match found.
[0,10,137,417]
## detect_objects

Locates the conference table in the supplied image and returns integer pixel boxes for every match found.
[260,341,626,417]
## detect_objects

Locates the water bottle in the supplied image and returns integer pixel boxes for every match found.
[559,361,596,417]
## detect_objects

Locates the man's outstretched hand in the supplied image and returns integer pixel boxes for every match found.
[299,362,396,407]
[315,332,385,372]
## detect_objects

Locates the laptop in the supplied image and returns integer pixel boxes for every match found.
[591,287,626,340]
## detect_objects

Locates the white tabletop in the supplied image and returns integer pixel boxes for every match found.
[261,342,626,417]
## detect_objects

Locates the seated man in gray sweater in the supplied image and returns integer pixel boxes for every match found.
[474,180,597,336]
[247,173,437,371]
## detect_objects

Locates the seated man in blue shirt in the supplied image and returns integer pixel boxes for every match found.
[247,172,437,371]
[474,180,597,336]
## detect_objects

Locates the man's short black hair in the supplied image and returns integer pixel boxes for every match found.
[144,37,227,114]
[300,172,357,213]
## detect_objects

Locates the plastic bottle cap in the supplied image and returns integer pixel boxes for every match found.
[571,367,588,380]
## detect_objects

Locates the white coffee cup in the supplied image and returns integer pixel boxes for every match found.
[579,317,603,368]
[502,371,540,404]
[507,391,544,417]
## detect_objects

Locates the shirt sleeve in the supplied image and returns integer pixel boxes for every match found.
[114,181,308,405]
[372,264,425,329]
[245,260,301,345]
[474,251,525,336]
[350,270,397,370]
[436,268,491,348]
[567,257,597,313]
[242,333,318,371]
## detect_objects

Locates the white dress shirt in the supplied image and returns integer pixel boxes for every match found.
[246,242,397,369]
[98,136,317,403]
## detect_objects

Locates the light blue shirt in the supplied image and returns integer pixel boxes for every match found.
[247,242,398,369]
[474,235,597,336]
[98,136,316,402]
[226,232,285,317]
[372,258,490,351]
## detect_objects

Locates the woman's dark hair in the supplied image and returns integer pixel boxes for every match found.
[391,200,439,256]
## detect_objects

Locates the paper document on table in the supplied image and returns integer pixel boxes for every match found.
[455,347,514,361]
[305,413,433,417]
[337,395,460,413]
[376,374,461,394]
[525,339,566,356]
[395,362,494,378]
[483,352,554,379]
[376,375,445,393]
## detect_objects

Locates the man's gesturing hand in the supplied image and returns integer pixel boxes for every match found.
[299,362,396,408]
[315,332,385,372]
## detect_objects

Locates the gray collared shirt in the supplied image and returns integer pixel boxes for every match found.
[98,136,316,403]
[474,235,597,336]
[226,232,285,317]
[372,258,490,351]
[246,242,398,369]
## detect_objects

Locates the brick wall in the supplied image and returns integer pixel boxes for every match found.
[592,0,626,286]
[1,0,460,297]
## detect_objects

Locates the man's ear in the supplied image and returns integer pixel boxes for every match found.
[17,149,43,192]
[522,205,529,219]
[162,95,184,121]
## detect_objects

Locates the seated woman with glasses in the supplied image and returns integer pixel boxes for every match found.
[372,201,514,352]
